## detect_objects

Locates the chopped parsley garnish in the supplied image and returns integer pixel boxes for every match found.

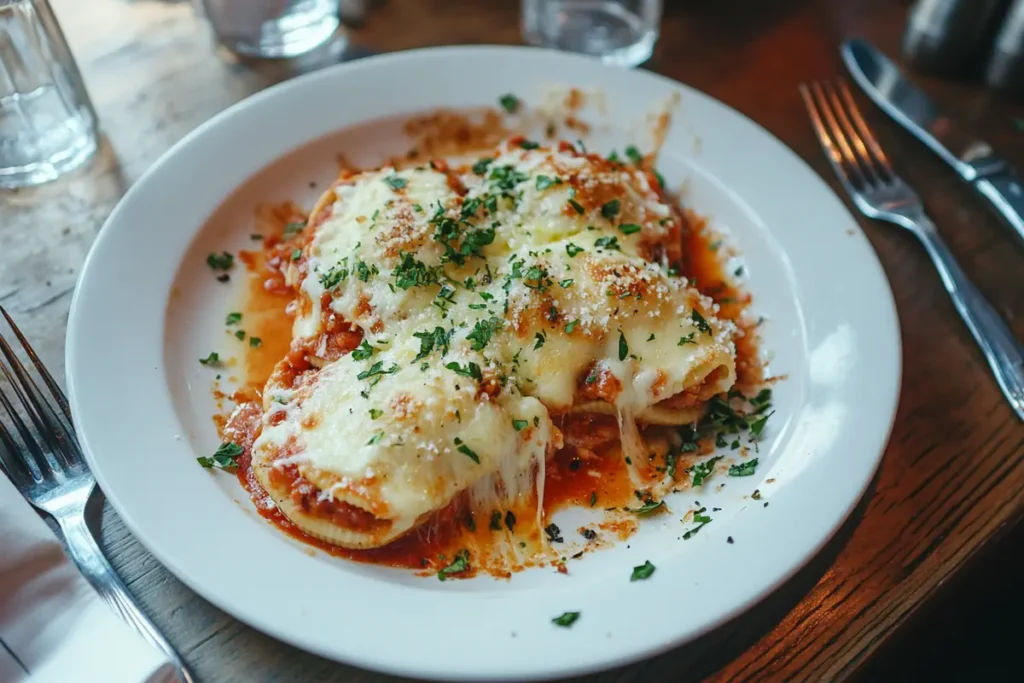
[552,612,580,627]
[678,333,695,346]
[689,455,723,487]
[197,442,243,469]
[691,309,712,335]
[751,388,773,409]
[536,175,561,190]
[488,164,530,192]
[290,248,302,261]
[565,243,584,257]
[504,510,516,531]
[558,278,574,288]
[206,252,233,270]
[467,317,503,351]
[446,361,483,381]
[519,139,539,150]
[250,234,263,240]
[356,361,398,382]
[630,560,656,581]
[489,511,502,530]
[594,236,620,251]
[320,262,349,289]
[454,437,480,463]
[225,312,242,326]
[683,508,712,539]
[729,458,758,476]
[431,204,496,265]
[472,157,493,175]
[567,198,585,215]
[619,223,642,235]
[413,326,453,361]
[582,528,597,540]
[666,451,678,480]
[369,408,383,420]
[634,499,664,515]
[498,93,520,114]
[590,491,597,506]
[432,283,457,314]
[625,145,644,164]
[564,319,579,334]
[216,274,230,283]
[544,523,563,543]
[283,221,305,237]
[437,549,470,581]
[354,259,378,281]
[384,175,407,190]
[351,339,375,361]
[366,431,384,445]
[750,412,774,439]
[199,352,220,366]
[618,331,628,361]
[512,419,529,431]
[534,331,546,349]
[647,334,655,342]
[393,252,441,289]
[600,199,620,219]
[249,337,262,348]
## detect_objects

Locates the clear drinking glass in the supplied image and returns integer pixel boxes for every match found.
[0,0,98,189]
[195,0,344,59]
[522,0,662,67]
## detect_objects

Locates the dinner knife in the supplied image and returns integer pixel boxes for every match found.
[842,38,1024,251]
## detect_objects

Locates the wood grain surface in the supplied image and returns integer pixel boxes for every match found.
[1,0,1022,681]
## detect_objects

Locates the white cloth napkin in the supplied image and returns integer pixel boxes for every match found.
[0,475,178,683]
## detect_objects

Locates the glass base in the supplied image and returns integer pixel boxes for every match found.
[0,133,96,188]
[522,0,658,68]
[219,13,342,59]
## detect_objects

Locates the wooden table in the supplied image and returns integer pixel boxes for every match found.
[2,0,1021,680]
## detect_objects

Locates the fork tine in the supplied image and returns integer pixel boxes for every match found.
[819,81,892,188]
[800,83,860,192]
[0,359,51,481]
[836,80,894,177]
[822,80,888,186]
[0,415,37,485]
[0,342,77,472]
[809,82,873,191]
[0,306,72,424]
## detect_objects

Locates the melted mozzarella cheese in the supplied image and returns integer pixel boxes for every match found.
[253,349,551,544]
[259,141,737,549]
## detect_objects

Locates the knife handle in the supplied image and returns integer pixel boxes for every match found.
[974,171,1024,250]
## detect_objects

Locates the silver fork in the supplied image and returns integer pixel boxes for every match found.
[801,80,1024,422]
[0,307,194,683]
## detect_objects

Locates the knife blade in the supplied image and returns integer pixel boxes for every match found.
[842,38,1024,250]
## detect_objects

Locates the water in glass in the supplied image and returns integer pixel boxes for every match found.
[0,0,98,189]
[197,0,344,59]
[522,0,662,67]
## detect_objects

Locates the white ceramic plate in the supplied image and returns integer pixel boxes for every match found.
[66,47,900,681]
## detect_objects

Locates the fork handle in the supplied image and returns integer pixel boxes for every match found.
[57,514,195,683]
[914,215,1024,421]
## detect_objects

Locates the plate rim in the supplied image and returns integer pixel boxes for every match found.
[66,44,902,681]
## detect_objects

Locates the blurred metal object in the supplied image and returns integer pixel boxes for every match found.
[985,0,1024,93]
[901,0,1011,77]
